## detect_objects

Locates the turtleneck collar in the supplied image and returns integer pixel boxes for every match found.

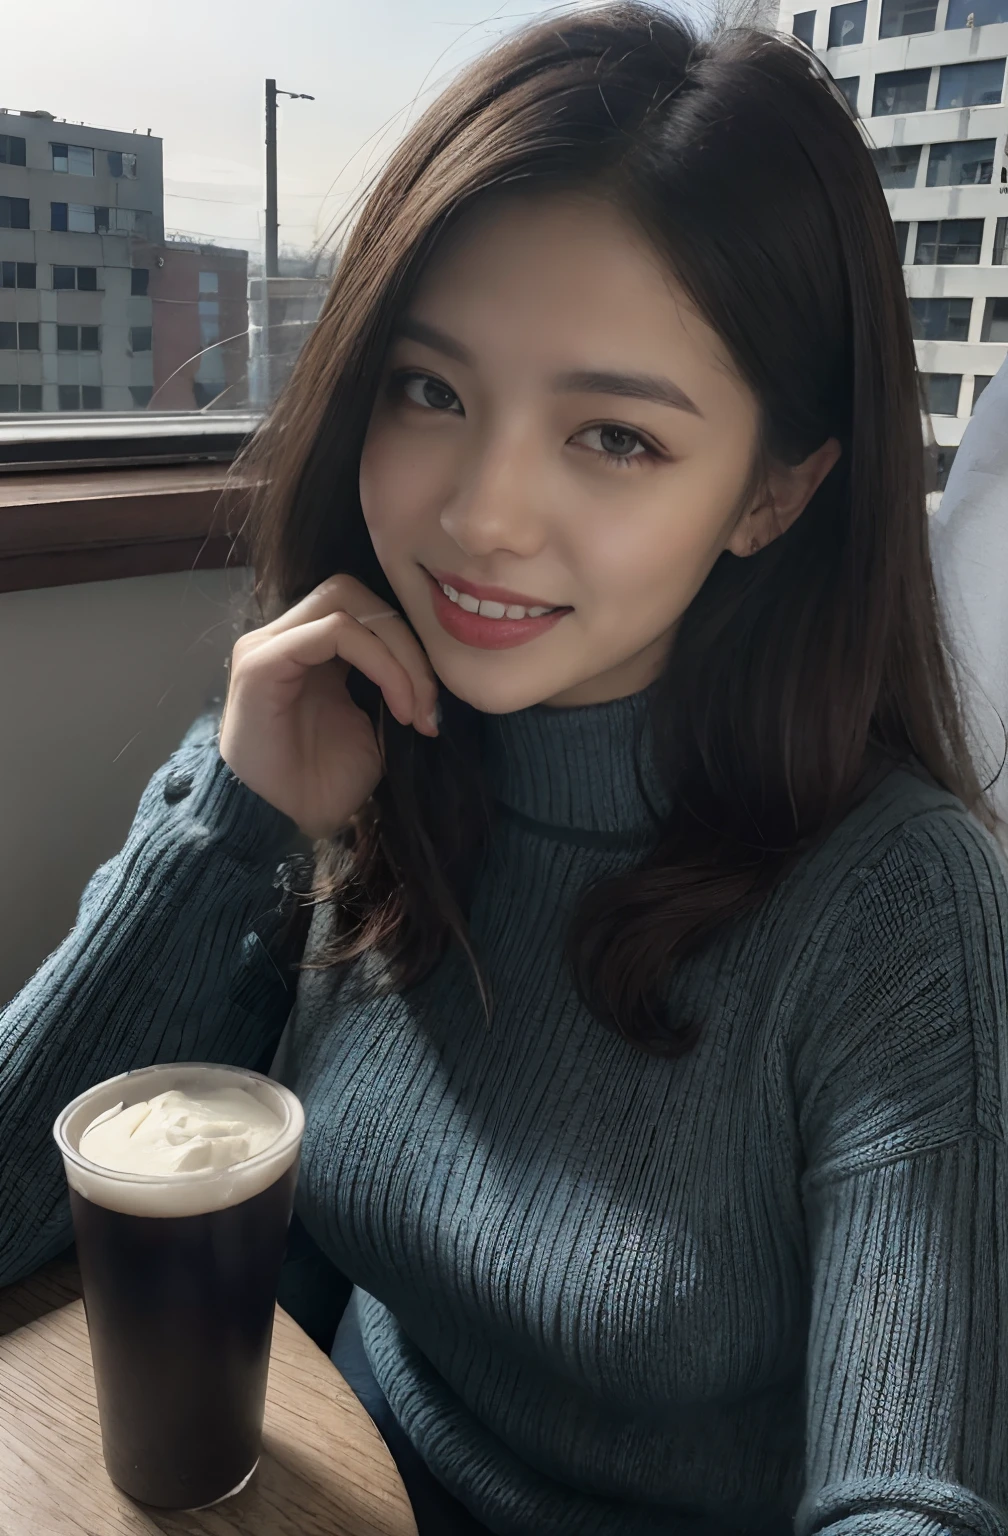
[482,684,669,838]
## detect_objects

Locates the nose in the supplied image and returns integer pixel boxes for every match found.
[439,431,549,560]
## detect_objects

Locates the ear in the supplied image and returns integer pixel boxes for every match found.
[726,437,842,558]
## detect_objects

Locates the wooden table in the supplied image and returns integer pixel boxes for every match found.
[0,1257,418,1536]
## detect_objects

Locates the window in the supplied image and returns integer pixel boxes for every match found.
[131,268,150,296]
[914,218,984,263]
[198,299,221,347]
[1,262,36,289]
[873,68,931,115]
[107,150,137,178]
[793,9,816,43]
[0,196,31,229]
[972,375,993,411]
[994,218,1008,265]
[198,271,219,294]
[893,220,910,261]
[130,385,154,408]
[82,385,102,409]
[193,381,226,408]
[871,144,922,187]
[909,296,972,339]
[52,265,99,291]
[921,374,962,414]
[926,138,995,185]
[828,0,866,44]
[0,323,39,352]
[57,384,103,411]
[879,0,938,35]
[51,202,68,230]
[81,326,100,351]
[51,143,95,176]
[936,59,1005,109]
[0,324,15,349]
[77,266,98,291]
[130,326,152,352]
[946,0,1008,26]
[980,297,1008,342]
[69,202,96,233]
[57,325,102,352]
[0,384,43,412]
[833,76,860,112]
[0,134,27,166]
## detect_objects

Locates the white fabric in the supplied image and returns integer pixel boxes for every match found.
[929,357,1008,830]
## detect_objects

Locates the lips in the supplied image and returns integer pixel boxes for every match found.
[423,568,572,651]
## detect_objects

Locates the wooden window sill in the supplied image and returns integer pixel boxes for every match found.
[0,464,250,594]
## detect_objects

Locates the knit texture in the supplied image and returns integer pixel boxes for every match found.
[1,691,1006,1536]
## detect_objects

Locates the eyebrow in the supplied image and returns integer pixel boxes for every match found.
[392,316,704,418]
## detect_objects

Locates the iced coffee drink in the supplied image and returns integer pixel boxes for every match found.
[54,1063,305,1510]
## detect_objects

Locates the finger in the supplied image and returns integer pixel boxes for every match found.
[246,611,419,728]
[263,574,391,636]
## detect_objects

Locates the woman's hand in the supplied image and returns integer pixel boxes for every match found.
[218,574,439,840]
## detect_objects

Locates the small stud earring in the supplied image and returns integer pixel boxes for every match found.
[749,536,760,556]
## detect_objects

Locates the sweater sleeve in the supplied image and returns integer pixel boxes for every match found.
[0,710,309,1290]
[791,810,1008,1536]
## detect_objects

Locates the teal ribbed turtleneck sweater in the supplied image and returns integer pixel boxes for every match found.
[1,690,1006,1535]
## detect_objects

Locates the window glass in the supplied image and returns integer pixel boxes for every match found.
[909,296,973,340]
[926,138,996,185]
[879,0,938,36]
[0,323,16,350]
[131,267,150,296]
[892,221,910,261]
[1,196,31,229]
[1,261,36,289]
[980,296,1008,342]
[873,67,931,115]
[81,326,101,352]
[946,0,1008,25]
[913,218,984,263]
[828,1,866,46]
[921,373,962,415]
[0,134,28,166]
[0,385,17,411]
[18,322,40,350]
[77,265,98,291]
[994,218,1008,265]
[68,202,96,233]
[130,326,153,352]
[935,59,1005,109]
[972,375,993,411]
[52,264,76,289]
[57,325,80,352]
[934,446,958,492]
[69,145,95,176]
[833,76,860,113]
[871,144,922,187]
[57,384,80,411]
[793,10,817,44]
[20,384,43,411]
[82,385,103,409]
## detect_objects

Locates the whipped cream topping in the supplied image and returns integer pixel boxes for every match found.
[78,1086,284,1176]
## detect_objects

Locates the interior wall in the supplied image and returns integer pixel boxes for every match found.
[0,566,254,1007]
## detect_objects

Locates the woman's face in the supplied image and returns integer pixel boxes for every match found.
[359,193,774,712]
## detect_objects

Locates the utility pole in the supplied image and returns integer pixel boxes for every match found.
[264,78,314,279]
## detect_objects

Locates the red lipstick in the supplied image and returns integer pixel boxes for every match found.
[423,568,572,651]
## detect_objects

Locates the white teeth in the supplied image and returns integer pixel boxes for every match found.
[438,581,558,621]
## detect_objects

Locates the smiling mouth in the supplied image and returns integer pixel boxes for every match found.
[424,567,572,622]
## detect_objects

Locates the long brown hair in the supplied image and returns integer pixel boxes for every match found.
[235,2,990,1055]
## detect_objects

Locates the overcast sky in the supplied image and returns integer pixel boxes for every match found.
[3,1,706,261]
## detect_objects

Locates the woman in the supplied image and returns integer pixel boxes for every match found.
[1,6,1005,1534]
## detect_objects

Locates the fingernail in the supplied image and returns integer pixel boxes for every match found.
[427,701,442,733]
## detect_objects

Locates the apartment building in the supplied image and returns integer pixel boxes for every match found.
[133,237,250,410]
[0,109,164,412]
[777,0,1008,492]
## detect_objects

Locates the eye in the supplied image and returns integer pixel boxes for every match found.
[390,369,463,414]
[572,423,655,469]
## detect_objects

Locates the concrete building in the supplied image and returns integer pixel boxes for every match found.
[133,237,250,411]
[0,109,164,413]
[776,0,1008,495]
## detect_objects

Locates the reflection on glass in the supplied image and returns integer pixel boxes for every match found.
[793,10,817,44]
[926,138,996,185]
[909,296,972,340]
[871,144,922,187]
[879,0,938,37]
[945,0,1008,26]
[921,373,962,415]
[828,1,867,47]
[872,68,931,114]
[935,58,1006,109]
[913,218,984,264]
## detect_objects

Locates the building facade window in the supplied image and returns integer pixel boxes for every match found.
[980,296,1008,341]
[0,196,31,229]
[828,0,867,45]
[51,143,95,176]
[0,321,41,351]
[872,144,922,186]
[946,0,1008,26]
[0,384,42,412]
[994,218,1008,264]
[130,326,152,352]
[94,207,150,236]
[879,0,938,35]
[921,373,962,414]
[873,68,932,114]
[107,150,138,178]
[198,271,219,294]
[893,220,910,261]
[793,9,816,43]
[131,267,149,296]
[0,134,27,166]
[58,384,103,410]
[972,375,993,411]
[57,324,101,352]
[833,75,860,112]
[53,265,100,291]
[935,58,1005,109]
[909,296,972,339]
[926,138,996,185]
[198,299,221,347]
[1,261,36,289]
[69,202,96,233]
[914,217,984,263]
[130,385,154,408]
[935,446,958,491]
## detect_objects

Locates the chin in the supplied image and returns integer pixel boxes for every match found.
[424,644,568,716]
